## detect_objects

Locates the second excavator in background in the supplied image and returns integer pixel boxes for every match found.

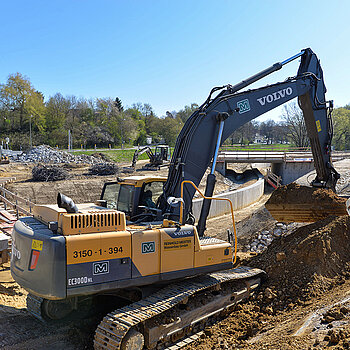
[131,144,171,170]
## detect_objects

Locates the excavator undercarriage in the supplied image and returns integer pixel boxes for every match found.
[94,267,264,350]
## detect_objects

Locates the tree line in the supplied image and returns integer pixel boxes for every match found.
[0,73,349,151]
[230,102,350,150]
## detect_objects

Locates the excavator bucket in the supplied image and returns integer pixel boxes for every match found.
[265,183,348,223]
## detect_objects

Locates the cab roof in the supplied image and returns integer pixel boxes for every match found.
[120,175,167,187]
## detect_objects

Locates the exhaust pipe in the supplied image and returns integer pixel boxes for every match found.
[57,193,79,213]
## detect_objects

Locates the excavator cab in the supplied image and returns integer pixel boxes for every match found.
[100,176,167,221]
[0,155,9,164]
[154,145,171,163]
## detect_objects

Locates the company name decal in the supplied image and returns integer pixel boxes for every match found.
[257,87,293,106]
[164,238,192,251]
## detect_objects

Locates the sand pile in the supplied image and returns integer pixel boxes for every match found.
[249,215,350,307]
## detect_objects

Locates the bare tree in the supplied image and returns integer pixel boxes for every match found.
[282,101,309,148]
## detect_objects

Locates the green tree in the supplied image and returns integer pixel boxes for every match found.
[0,73,45,132]
[176,103,199,123]
[332,107,350,150]
[114,97,123,112]
[46,93,70,130]
[156,117,183,146]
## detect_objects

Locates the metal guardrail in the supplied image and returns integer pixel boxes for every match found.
[220,145,311,152]
[0,186,35,217]
[264,170,281,189]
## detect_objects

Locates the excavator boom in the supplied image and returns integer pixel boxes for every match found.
[161,48,339,227]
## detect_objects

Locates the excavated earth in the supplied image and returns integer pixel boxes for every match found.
[265,183,348,223]
[1,159,350,349]
[185,215,350,350]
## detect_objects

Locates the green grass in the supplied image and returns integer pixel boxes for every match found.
[74,149,149,163]
[72,144,305,164]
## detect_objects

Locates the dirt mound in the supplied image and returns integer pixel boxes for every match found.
[249,215,350,306]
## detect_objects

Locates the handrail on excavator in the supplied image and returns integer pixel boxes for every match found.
[180,180,237,264]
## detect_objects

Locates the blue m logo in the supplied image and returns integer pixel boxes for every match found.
[142,241,155,254]
[237,99,251,114]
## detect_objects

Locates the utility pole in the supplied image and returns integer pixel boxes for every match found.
[68,130,72,151]
[29,115,32,150]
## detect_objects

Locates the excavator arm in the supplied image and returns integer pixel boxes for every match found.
[161,48,339,230]
[131,146,154,168]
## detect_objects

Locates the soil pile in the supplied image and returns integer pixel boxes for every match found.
[267,182,346,205]
[249,215,350,307]
[187,216,350,350]
[265,183,348,222]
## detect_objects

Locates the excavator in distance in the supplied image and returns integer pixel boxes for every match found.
[131,144,171,170]
[11,48,338,350]
[0,148,9,164]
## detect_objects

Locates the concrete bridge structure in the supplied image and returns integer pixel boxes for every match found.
[216,149,346,185]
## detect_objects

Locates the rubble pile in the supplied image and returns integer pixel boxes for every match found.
[17,145,101,164]
[246,222,300,253]
[32,165,69,182]
[91,152,112,162]
[88,163,120,176]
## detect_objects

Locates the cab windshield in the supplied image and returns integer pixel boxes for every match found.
[102,183,134,214]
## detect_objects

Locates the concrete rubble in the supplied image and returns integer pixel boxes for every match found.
[16,145,102,164]
[246,222,299,254]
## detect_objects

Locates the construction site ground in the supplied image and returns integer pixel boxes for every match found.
[0,159,350,349]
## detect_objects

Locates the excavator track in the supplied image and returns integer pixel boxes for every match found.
[94,266,264,350]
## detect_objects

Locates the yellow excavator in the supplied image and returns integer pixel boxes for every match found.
[0,148,9,164]
[11,48,339,349]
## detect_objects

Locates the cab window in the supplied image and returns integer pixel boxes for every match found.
[102,183,120,209]
[117,185,135,214]
[102,183,135,214]
[140,181,164,208]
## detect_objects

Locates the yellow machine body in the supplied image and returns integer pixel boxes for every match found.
[12,201,232,300]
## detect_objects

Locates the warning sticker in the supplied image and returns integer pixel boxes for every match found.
[32,239,43,251]
[164,239,192,251]
[316,120,322,132]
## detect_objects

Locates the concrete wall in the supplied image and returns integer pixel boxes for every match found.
[272,161,315,185]
[192,177,264,220]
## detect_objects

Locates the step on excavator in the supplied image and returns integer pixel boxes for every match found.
[11,48,339,349]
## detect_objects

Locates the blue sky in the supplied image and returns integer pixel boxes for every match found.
[1,0,349,121]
